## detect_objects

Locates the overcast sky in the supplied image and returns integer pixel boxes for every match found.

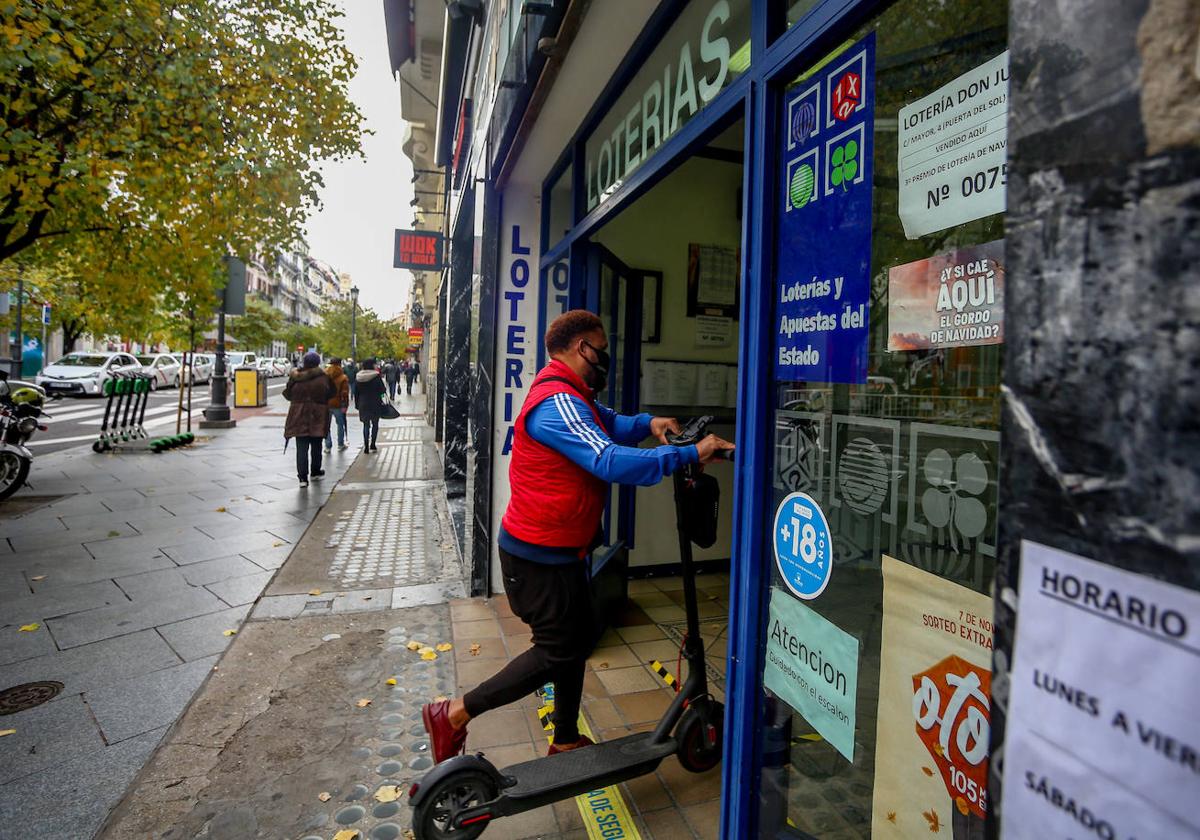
[304,0,414,320]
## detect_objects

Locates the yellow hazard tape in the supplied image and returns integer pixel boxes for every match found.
[538,686,642,840]
[648,659,677,689]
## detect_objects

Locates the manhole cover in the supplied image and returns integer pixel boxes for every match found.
[0,681,64,715]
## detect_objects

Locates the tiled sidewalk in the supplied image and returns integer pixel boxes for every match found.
[448,572,731,840]
[0,410,354,839]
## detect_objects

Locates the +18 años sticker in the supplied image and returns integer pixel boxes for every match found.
[773,492,833,599]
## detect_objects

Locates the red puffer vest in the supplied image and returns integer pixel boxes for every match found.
[502,359,607,551]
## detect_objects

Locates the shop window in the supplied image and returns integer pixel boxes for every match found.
[547,162,573,248]
[539,260,570,368]
[758,0,1007,836]
[784,0,822,31]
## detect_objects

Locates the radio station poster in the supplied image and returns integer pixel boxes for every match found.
[872,555,993,838]
[1000,542,1200,839]
[775,33,875,385]
[887,239,1005,351]
[898,51,1009,239]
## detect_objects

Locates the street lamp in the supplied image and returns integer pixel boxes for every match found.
[350,286,359,361]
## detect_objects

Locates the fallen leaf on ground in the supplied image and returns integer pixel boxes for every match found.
[597,662,609,669]
[322,633,341,642]
[222,629,237,636]
[421,651,438,661]
[374,785,400,802]
[356,698,372,708]
[18,624,39,632]
[436,643,453,652]
[272,541,283,547]
[385,678,397,686]
[0,729,15,737]
[107,530,120,537]
[30,575,45,582]
[469,643,481,656]
[333,830,360,840]
[215,507,226,512]
[308,589,322,596]
[405,641,421,651]
[318,791,331,802]
[363,596,372,601]
[433,695,448,703]
[404,830,416,840]
[417,646,435,656]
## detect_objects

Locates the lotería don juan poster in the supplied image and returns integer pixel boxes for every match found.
[872,555,994,838]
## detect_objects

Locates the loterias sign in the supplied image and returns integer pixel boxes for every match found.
[584,0,750,213]
[393,229,443,271]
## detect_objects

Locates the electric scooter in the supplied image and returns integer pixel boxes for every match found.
[410,416,732,839]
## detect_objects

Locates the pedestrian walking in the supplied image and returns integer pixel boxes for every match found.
[419,310,733,761]
[384,358,399,400]
[405,359,420,395]
[324,356,350,452]
[354,357,386,453]
[343,357,358,401]
[283,351,335,488]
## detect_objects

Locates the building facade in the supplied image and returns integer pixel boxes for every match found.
[388,0,1199,836]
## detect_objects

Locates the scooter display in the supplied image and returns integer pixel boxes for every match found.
[409,416,732,839]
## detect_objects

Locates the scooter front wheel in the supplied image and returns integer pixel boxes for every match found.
[412,770,497,840]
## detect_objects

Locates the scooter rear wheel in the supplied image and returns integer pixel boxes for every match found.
[677,698,725,773]
[411,770,497,840]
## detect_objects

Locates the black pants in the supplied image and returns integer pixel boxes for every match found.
[405,374,416,394]
[463,549,595,743]
[295,436,323,480]
[362,416,379,449]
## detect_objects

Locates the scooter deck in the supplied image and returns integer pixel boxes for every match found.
[502,733,677,801]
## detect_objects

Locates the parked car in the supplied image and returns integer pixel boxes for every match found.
[173,353,214,385]
[136,354,182,390]
[35,352,142,397]
[257,357,284,378]
[274,357,293,375]
[226,352,257,369]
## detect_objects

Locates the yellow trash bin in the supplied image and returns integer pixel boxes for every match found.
[233,367,266,407]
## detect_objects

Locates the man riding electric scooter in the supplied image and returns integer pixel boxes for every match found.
[421,309,734,762]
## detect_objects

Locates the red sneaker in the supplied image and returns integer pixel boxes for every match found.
[547,734,594,756]
[422,700,468,763]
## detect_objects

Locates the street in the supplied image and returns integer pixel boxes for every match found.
[28,379,288,456]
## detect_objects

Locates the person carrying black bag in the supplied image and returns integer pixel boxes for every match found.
[354,357,387,452]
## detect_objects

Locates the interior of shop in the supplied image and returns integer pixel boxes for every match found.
[590,117,746,575]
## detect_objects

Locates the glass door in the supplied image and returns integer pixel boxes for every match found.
[587,244,644,554]
[756,1,1008,836]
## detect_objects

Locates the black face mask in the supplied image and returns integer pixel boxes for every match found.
[581,340,610,391]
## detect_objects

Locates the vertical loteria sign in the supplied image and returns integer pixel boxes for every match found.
[491,191,540,592]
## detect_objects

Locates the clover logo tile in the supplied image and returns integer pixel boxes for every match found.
[921,449,989,552]
[904,424,999,561]
[823,123,866,197]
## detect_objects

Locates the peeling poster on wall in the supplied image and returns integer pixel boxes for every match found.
[872,555,994,837]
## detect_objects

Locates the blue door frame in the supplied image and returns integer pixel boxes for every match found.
[532,1,888,835]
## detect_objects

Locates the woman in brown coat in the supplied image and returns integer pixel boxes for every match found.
[283,351,335,487]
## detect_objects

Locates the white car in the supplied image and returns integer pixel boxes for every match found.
[256,357,282,378]
[226,352,257,370]
[36,352,142,397]
[136,354,183,390]
[173,353,213,385]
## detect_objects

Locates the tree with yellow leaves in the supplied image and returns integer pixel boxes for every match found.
[0,0,365,317]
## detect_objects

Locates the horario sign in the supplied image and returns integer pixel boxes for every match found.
[393,229,443,271]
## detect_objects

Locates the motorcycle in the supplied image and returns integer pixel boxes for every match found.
[0,371,50,501]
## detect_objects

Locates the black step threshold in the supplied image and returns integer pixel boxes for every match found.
[502,733,677,799]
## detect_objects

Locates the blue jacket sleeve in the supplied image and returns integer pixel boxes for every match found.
[593,402,654,445]
[528,394,697,486]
